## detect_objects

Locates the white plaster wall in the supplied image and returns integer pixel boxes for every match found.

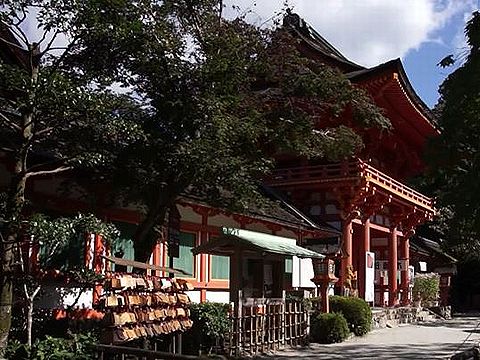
[206,291,230,303]
[186,290,201,303]
[35,285,93,309]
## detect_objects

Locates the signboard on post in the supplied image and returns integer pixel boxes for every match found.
[168,205,181,258]
[365,252,375,302]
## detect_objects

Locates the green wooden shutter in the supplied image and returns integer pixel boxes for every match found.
[285,257,293,273]
[112,222,136,272]
[211,255,230,280]
[173,232,195,276]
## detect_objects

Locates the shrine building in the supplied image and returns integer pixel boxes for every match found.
[264,13,438,306]
[0,13,447,309]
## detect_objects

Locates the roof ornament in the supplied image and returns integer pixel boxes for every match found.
[283,9,309,35]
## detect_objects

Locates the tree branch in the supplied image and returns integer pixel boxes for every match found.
[13,8,28,27]
[26,166,72,179]
[44,242,61,264]
[0,147,15,153]
[40,30,60,56]
[30,285,41,301]
[0,111,21,132]
[34,126,54,138]
[45,36,79,81]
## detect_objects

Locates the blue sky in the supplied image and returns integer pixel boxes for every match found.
[403,10,472,107]
[225,0,478,108]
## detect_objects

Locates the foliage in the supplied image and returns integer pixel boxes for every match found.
[78,3,390,260]
[13,213,115,346]
[424,11,480,257]
[329,296,372,336]
[310,312,349,344]
[26,213,118,270]
[0,1,389,344]
[183,302,230,355]
[450,259,480,311]
[2,332,96,360]
[0,0,142,346]
[412,273,440,304]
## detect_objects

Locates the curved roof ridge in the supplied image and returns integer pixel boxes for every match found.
[283,12,364,71]
[347,58,437,128]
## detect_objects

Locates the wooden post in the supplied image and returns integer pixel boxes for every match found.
[152,241,161,277]
[388,227,398,307]
[359,219,370,299]
[93,234,104,304]
[229,248,243,304]
[340,219,353,293]
[400,237,410,305]
[200,214,208,302]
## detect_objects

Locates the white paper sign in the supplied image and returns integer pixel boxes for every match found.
[365,252,375,302]
[292,256,316,288]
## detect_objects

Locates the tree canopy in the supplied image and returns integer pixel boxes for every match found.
[0,0,390,346]
[425,11,480,257]
[70,1,390,260]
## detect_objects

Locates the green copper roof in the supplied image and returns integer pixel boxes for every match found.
[192,227,324,259]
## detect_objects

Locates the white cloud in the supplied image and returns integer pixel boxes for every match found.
[224,0,477,67]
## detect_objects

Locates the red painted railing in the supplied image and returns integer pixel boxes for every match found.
[267,159,434,209]
[269,161,360,182]
[360,160,433,208]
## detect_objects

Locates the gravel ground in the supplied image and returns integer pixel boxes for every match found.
[260,315,480,360]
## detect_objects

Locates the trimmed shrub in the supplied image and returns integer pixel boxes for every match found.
[330,296,372,336]
[183,302,230,355]
[310,312,349,344]
[413,273,440,305]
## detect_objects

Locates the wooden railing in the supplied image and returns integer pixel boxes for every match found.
[268,161,360,183]
[360,160,433,209]
[227,299,309,357]
[267,159,434,210]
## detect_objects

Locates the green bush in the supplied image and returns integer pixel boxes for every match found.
[183,302,230,355]
[330,296,372,336]
[3,333,96,360]
[310,312,349,344]
[413,273,440,304]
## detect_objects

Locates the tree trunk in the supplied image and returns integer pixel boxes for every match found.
[0,174,27,349]
[26,298,33,347]
[0,44,39,349]
[0,265,13,349]
[0,176,23,348]
[134,187,177,262]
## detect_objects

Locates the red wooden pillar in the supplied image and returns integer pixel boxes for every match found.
[359,219,370,299]
[388,227,398,307]
[199,214,208,302]
[340,219,353,293]
[93,234,104,304]
[400,237,410,305]
[153,241,161,276]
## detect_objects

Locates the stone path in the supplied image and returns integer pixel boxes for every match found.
[265,315,480,359]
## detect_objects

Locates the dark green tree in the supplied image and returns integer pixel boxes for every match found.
[425,11,480,256]
[0,0,143,347]
[78,2,390,261]
[0,1,390,346]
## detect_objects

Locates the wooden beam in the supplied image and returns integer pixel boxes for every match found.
[101,255,190,276]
